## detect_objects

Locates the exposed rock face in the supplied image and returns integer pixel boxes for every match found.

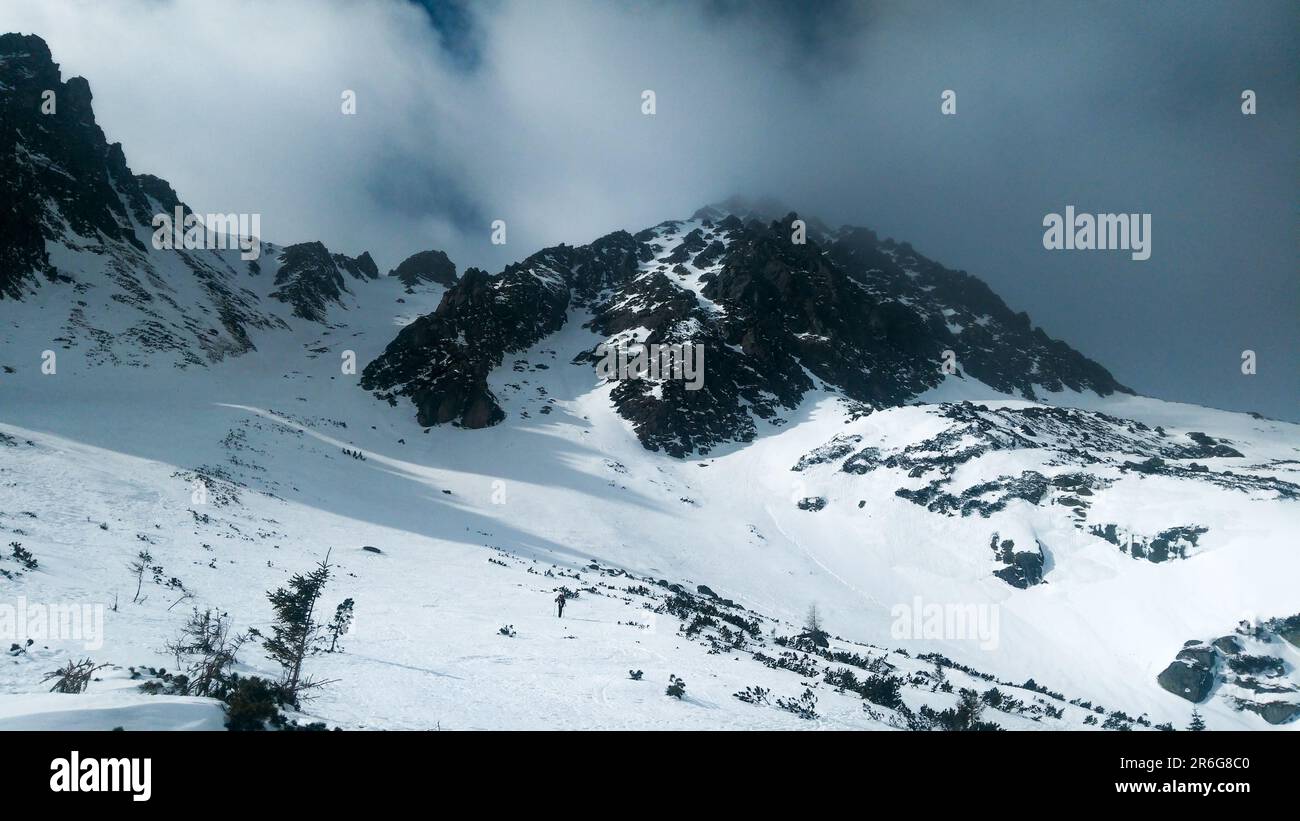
[989,534,1046,589]
[1158,617,1300,724]
[0,33,283,362]
[1157,644,1218,703]
[360,235,618,427]
[701,215,944,410]
[390,249,457,290]
[827,227,1129,401]
[1239,701,1300,725]
[897,470,1050,517]
[841,402,1256,481]
[1087,523,1208,563]
[364,207,1133,456]
[0,33,396,366]
[1212,635,1243,655]
[0,34,140,298]
[791,435,862,472]
[270,242,378,322]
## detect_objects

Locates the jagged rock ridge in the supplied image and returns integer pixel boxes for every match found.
[0,34,421,366]
[363,207,1131,456]
[270,242,378,322]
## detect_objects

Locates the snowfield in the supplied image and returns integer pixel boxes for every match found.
[2,257,1296,730]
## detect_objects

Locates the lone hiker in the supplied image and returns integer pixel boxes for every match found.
[555,592,566,618]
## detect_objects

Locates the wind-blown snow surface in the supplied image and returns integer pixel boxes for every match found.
[2,262,1297,730]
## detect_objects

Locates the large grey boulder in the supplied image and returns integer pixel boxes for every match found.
[1156,644,1217,703]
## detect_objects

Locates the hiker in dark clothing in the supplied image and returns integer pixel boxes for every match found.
[555,593,566,618]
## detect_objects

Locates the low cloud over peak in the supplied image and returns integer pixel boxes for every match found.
[6,0,1296,419]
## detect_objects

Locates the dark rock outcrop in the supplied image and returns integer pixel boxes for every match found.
[827,226,1129,401]
[989,534,1046,588]
[0,33,381,365]
[1087,523,1208,563]
[1237,700,1300,725]
[896,470,1050,518]
[1157,644,1218,703]
[270,242,377,322]
[787,400,1294,527]
[1157,619,1299,724]
[360,234,621,427]
[1212,635,1243,655]
[1,34,139,297]
[364,206,1136,457]
[390,249,458,290]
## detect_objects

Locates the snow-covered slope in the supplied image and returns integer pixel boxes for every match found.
[2,33,1296,731]
[3,303,1296,729]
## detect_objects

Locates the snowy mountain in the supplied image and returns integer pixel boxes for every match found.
[0,33,431,365]
[361,202,1130,456]
[2,33,1297,731]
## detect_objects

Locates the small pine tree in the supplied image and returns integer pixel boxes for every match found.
[262,552,333,702]
[128,549,153,603]
[953,687,985,729]
[666,674,686,699]
[930,659,947,692]
[1188,708,1206,731]
[165,608,247,697]
[803,603,828,646]
[805,603,822,635]
[327,598,355,652]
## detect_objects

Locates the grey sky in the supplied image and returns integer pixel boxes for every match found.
[7,0,1296,419]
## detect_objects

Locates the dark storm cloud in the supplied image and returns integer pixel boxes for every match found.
[364,148,488,238]
[406,0,485,69]
[9,0,1296,419]
[697,0,877,73]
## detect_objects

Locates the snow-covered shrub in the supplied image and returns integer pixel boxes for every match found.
[162,608,249,697]
[914,688,1001,731]
[666,675,686,699]
[9,541,37,570]
[776,688,818,720]
[43,658,108,694]
[223,674,292,731]
[734,685,770,704]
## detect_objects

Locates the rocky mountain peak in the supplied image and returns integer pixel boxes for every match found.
[0,33,452,368]
[389,248,458,290]
[361,202,1130,456]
